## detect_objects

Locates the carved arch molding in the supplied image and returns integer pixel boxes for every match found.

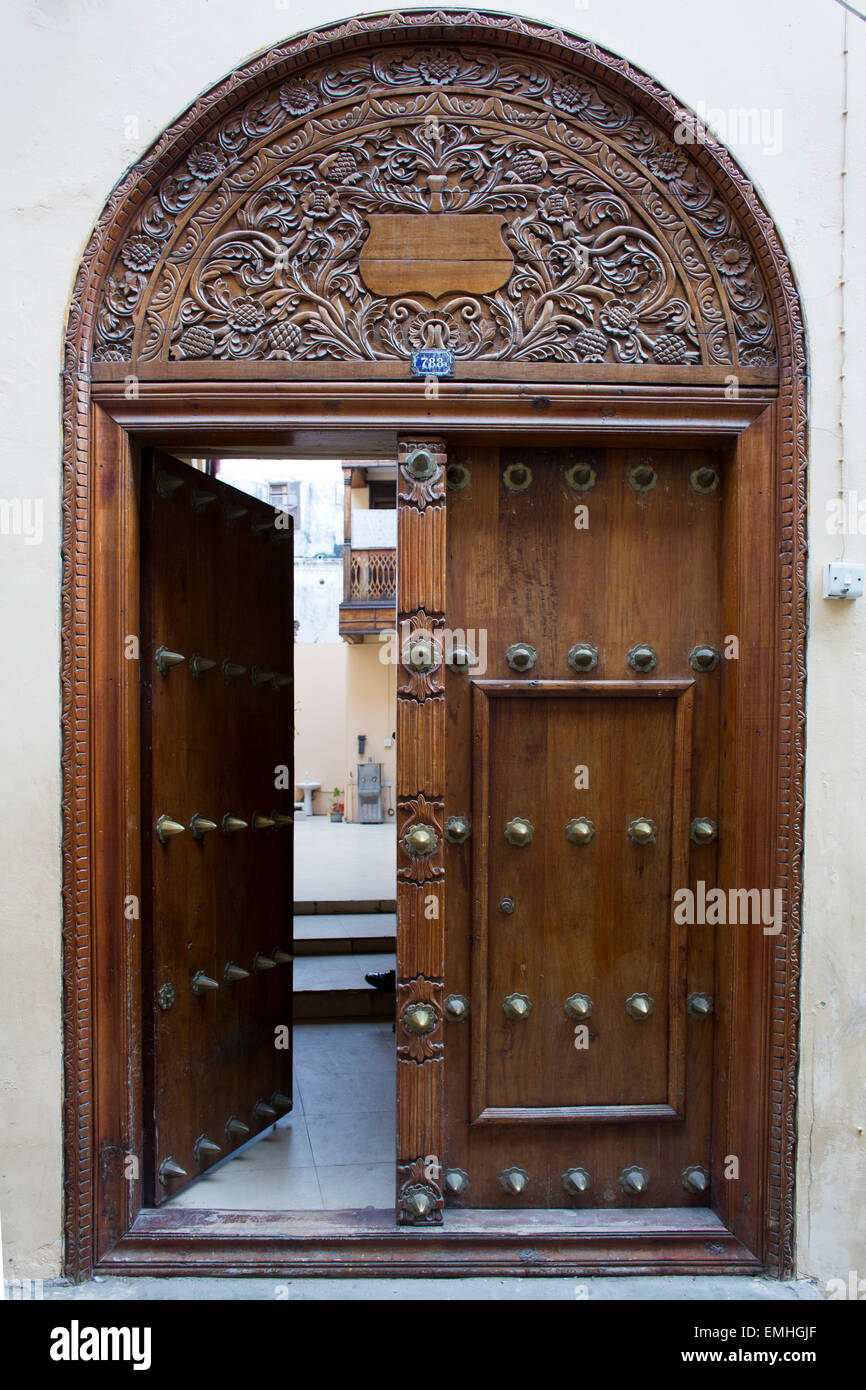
[62,11,806,1279]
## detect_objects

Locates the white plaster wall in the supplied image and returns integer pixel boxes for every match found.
[0,0,862,1283]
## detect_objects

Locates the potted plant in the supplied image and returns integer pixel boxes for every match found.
[329,789,344,823]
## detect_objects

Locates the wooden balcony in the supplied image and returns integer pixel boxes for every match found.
[338,546,396,642]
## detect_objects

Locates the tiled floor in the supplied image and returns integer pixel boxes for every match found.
[294,817,395,903]
[166,1021,395,1211]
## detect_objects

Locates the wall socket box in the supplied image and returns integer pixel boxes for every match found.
[823,562,865,599]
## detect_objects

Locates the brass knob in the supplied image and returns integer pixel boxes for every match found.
[627,817,657,845]
[628,461,657,492]
[443,993,469,1022]
[155,646,185,674]
[503,462,532,493]
[404,446,438,481]
[504,816,534,847]
[502,993,532,1021]
[682,1164,710,1194]
[446,463,471,492]
[627,643,658,673]
[565,816,595,846]
[192,970,219,995]
[505,642,537,673]
[691,465,720,494]
[445,644,477,672]
[691,817,718,845]
[565,462,596,493]
[156,814,185,843]
[499,1166,529,1194]
[619,1165,650,1194]
[690,644,720,673]
[625,992,654,1020]
[567,642,598,673]
[498,897,516,914]
[444,815,471,844]
[402,823,439,857]
[687,992,714,1019]
[402,1002,438,1036]
[189,814,218,839]
[444,1168,469,1196]
[564,992,593,1021]
[402,1187,436,1221]
[405,636,439,673]
[562,1166,592,1195]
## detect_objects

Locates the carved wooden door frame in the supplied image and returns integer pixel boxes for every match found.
[61,13,806,1281]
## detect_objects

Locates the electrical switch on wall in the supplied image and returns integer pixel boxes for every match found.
[823,563,865,599]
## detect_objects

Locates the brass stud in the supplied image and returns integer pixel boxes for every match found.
[271,1092,292,1112]
[504,816,534,847]
[627,643,658,674]
[687,992,714,1019]
[222,814,248,834]
[498,897,516,915]
[627,817,657,845]
[565,816,595,846]
[272,948,293,965]
[225,1116,250,1140]
[565,462,596,493]
[505,642,537,673]
[157,983,175,1011]
[682,1164,710,1195]
[271,812,293,828]
[689,644,720,673]
[403,1002,438,1036]
[223,503,248,525]
[445,643,476,672]
[564,992,593,1021]
[502,992,532,1021]
[224,962,250,984]
[252,814,276,832]
[402,1187,436,1221]
[562,1166,592,1195]
[691,817,718,845]
[444,1168,469,1196]
[625,992,654,1020]
[253,953,277,973]
[191,488,217,513]
[690,466,720,494]
[405,635,439,673]
[404,447,438,482]
[443,993,469,1022]
[194,1135,222,1164]
[628,461,657,492]
[192,970,219,995]
[251,666,276,687]
[222,660,246,683]
[253,1100,277,1123]
[503,462,532,493]
[567,642,598,673]
[158,1156,188,1184]
[446,463,471,492]
[189,653,217,678]
[619,1165,650,1194]
[499,1166,529,1195]
[155,646,185,674]
[272,673,292,689]
[189,814,218,839]
[156,814,185,843]
[252,517,276,536]
[402,823,438,857]
[444,815,471,844]
[155,471,184,500]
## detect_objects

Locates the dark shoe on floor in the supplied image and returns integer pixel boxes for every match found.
[365,968,396,992]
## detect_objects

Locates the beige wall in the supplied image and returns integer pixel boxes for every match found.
[344,642,398,824]
[0,0,863,1283]
[294,643,349,815]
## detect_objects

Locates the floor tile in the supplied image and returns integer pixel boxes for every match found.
[316,1162,394,1209]
[305,1110,395,1167]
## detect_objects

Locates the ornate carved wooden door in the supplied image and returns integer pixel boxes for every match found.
[141,451,294,1204]
[436,441,726,1210]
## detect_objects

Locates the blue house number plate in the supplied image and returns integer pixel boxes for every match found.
[411,350,455,378]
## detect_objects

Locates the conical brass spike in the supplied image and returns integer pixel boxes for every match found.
[251,666,276,687]
[191,488,217,513]
[221,814,248,834]
[189,653,217,678]
[272,948,293,965]
[271,1092,292,1112]
[223,503,248,524]
[155,646,185,674]
[158,1156,188,1184]
[252,814,275,832]
[272,673,292,688]
[155,471,184,499]
[251,518,275,535]
[192,970,219,995]
[222,660,246,683]
[499,1166,529,1195]
[224,962,250,984]
[226,1116,250,1139]
[253,1100,277,1122]
[253,953,277,973]
[194,1134,222,1163]
[156,815,185,843]
[271,812,293,828]
[189,814,218,839]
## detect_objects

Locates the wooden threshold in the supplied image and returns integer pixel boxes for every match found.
[98,1206,761,1277]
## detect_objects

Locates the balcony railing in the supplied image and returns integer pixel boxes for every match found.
[349,548,396,601]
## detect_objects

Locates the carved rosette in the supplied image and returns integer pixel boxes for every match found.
[397,976,444,1064]
[398,609,445,700]
[398,440,447,509]
[397,794,445,884]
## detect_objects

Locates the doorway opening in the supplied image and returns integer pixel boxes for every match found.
[145,452,398,1216]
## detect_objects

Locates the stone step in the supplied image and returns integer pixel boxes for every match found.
[294,898,397,916]
[293,912,396,957]
[293,951,396,1022]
